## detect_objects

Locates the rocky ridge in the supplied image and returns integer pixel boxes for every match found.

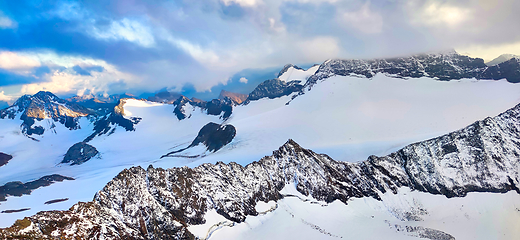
[0,91,92,137]
[2,101,520,239]
[304,51,520,94]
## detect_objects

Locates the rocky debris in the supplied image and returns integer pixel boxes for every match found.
[173,96,234,120]
[0,152,13,167]
[244,79,304,104]
[0,174,74,202]
[147,91,183,104]
[44,198,69,205]
[0,91,92,137]
[305,51,520,94]
[2,101,520,239]
[277,64,304,78]
[486,54,519,66]
[162,122,236,157]
[1,208,30,214]
[84,99,141,142]
[218,90,248,104]
[61,142,99,165]
[389,223,455,240]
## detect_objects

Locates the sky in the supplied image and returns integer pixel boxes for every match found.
[0,0,519,105]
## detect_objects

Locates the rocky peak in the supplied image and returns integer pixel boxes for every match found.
[302,51,519,95]
[172,95,234,120]
[0,91,93,138]
[218,90,248,104]
[244,79,304,104]
[277,64,304,78]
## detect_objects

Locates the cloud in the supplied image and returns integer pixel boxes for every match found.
[221,0,261,7]
[0,52,41,71]
[338,1,383,34]
[90,18,155,48]
[298,36,340,62]
[239,77,248,83]
[0,14,16,29]
[0,90,15,103]
[410,1,471,28]
[0,50,139,98]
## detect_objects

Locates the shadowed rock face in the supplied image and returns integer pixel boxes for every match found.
[61,142,99,165]
[0,174,74,202]
[0,153,13,167]
[190,122,236,152]
[172,96,234,120]
[2,102,520,239]
[162,122,236,157]
[244,79,304,104]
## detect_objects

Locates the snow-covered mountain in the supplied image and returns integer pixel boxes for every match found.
[0,91,92,137]
[486,54,519,66]
[2,100,520,239]
[1,51,520,237]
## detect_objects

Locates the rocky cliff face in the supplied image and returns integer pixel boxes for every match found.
[0,91,92,137]
[305,51,520,93]
[244,79,304,104]
[2,101,520,239]
[172,96,234,121]
[0,153,12,168]
[218,90,248,105]
[61,142,100,165]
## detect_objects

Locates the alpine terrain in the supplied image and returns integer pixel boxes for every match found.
[0,51,520,239]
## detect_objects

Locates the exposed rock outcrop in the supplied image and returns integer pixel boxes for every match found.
[162,122,236,158]
[0,153,13,167]
[244,79,304,104]
[61,142,99,165]
[218,90,248,104]
[0,175,74,202]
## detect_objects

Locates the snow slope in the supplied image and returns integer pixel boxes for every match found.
[207,187,520,240]
[278,65,319,84]
[176,74,520,169]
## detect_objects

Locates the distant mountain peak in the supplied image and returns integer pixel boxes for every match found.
[277,64,304,78]
[486,54,519,66]
[218,90,248,104]
[0,91,92,138]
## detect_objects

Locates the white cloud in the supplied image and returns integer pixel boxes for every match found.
[0,52,41,71]
[0,50,139,98]
[90,18,155,48]
[221,0,261,7]
[298,36,340,62]
[409,1,471,28]
[0,90,15,103]
[0,17,15,29]
[239,77,248,83]
[338,2,383,34]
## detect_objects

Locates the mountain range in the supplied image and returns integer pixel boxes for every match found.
[1,50,520,239]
